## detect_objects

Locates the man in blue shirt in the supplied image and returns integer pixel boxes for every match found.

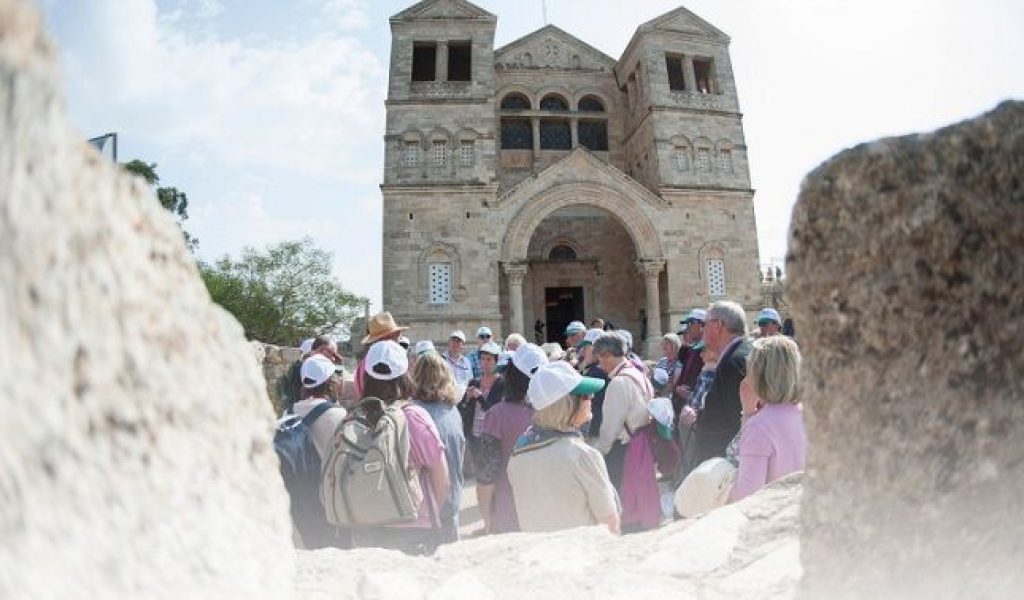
[468,326,494,379]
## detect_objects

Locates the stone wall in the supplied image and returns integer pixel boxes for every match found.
[0,0,293,596]
[251,341,302,414]
[789,101,1024,598]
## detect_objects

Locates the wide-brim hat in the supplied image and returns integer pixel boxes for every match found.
[361,311,409,344]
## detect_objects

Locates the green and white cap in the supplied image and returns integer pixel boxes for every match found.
[527,361,605,411]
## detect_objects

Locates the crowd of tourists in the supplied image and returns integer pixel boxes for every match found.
[274,302,805,555]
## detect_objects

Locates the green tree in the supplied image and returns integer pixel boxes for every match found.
[122,159,199,251]
[198,238,368,346]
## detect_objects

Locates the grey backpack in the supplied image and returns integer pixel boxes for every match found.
[321,397,423,527]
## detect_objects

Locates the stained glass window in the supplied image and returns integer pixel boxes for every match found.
[540,120,571,150]
[578,96,605,112]
[673,150,689,172]
[707,259,726,297]
[501,118,532,150]
[719,149,733,173]
[500,94,530,110]
[578,121,608,151]
[697,148,711,173]
[539,94,569,111]
[432,140,447,167]
[428,263,452,304]
[459,140,474,166]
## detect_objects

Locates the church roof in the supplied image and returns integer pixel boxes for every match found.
[390,0,496,22]
[494,25,617,71]
[633,6,730,42]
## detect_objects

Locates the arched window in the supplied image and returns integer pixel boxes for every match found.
[579,121,608,151]
[549,245,577,261]
[578,96,605,112]
[540,120,571,150]
[500,93,531,110]
[539,94,569,111]
[539,94,570,150]
[501,118,533,149]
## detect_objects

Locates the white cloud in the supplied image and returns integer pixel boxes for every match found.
[319,0,370,31]
[58,0,385,182]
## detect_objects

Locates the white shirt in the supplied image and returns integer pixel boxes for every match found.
[290,398,347,461]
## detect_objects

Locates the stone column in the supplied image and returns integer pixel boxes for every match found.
[683,56,697,93]
[436,41,448,82]
[503,261,529,335]
[531,118,541,166]
[570,118,579,149]
[637,258,666,357]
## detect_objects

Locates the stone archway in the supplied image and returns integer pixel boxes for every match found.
[501,182,666,353]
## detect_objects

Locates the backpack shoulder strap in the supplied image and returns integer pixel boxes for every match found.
[616,366,653,400]
[301,401,333,427]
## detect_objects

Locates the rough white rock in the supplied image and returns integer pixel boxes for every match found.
[295,474,802,600]
[0,0,293,597]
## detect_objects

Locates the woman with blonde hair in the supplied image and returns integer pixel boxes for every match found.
[729,335,806,502]
[411,351,465,543]
[507,361,619,534]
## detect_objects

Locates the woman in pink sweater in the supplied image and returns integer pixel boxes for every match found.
[729,336,806,502]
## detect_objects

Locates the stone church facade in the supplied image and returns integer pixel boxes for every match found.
[381,0,761,354]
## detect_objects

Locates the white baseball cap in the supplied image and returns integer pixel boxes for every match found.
[365,340,409,381]
[415,340,436,356]
[479,341,501,356]
[674,457,737,518]
[617,329,634,350]
[299,338,315,355]
[579,328,603,348]
[300,355,337,388]
[528,361,606,411]
[497,351,512,368]
[648,395,674,428]
[652,367,670,387]
[564,321,587,335]
[449,330,467,342]
[476,326,493,338]
[512,343,549,377]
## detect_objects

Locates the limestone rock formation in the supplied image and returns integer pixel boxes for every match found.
[788,101,1024,598]
[0,1,293,597]
[295,473,803,599]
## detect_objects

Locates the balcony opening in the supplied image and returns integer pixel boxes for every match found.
[666,53,686,91]
[412,42,437,82]
[447,41,471,82]
[693,58,715,94]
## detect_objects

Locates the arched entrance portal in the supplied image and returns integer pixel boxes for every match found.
[501,182,666,355]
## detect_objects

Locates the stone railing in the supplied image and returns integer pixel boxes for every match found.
[669,90,727,111]
[410,80,472,98]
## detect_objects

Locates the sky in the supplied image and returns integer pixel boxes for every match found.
[38,0,1024,310]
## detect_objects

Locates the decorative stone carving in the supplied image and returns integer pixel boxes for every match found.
[670,91,725,111]
[636,258,667,279]
[410,80,472,97]
[502,260,529,285]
